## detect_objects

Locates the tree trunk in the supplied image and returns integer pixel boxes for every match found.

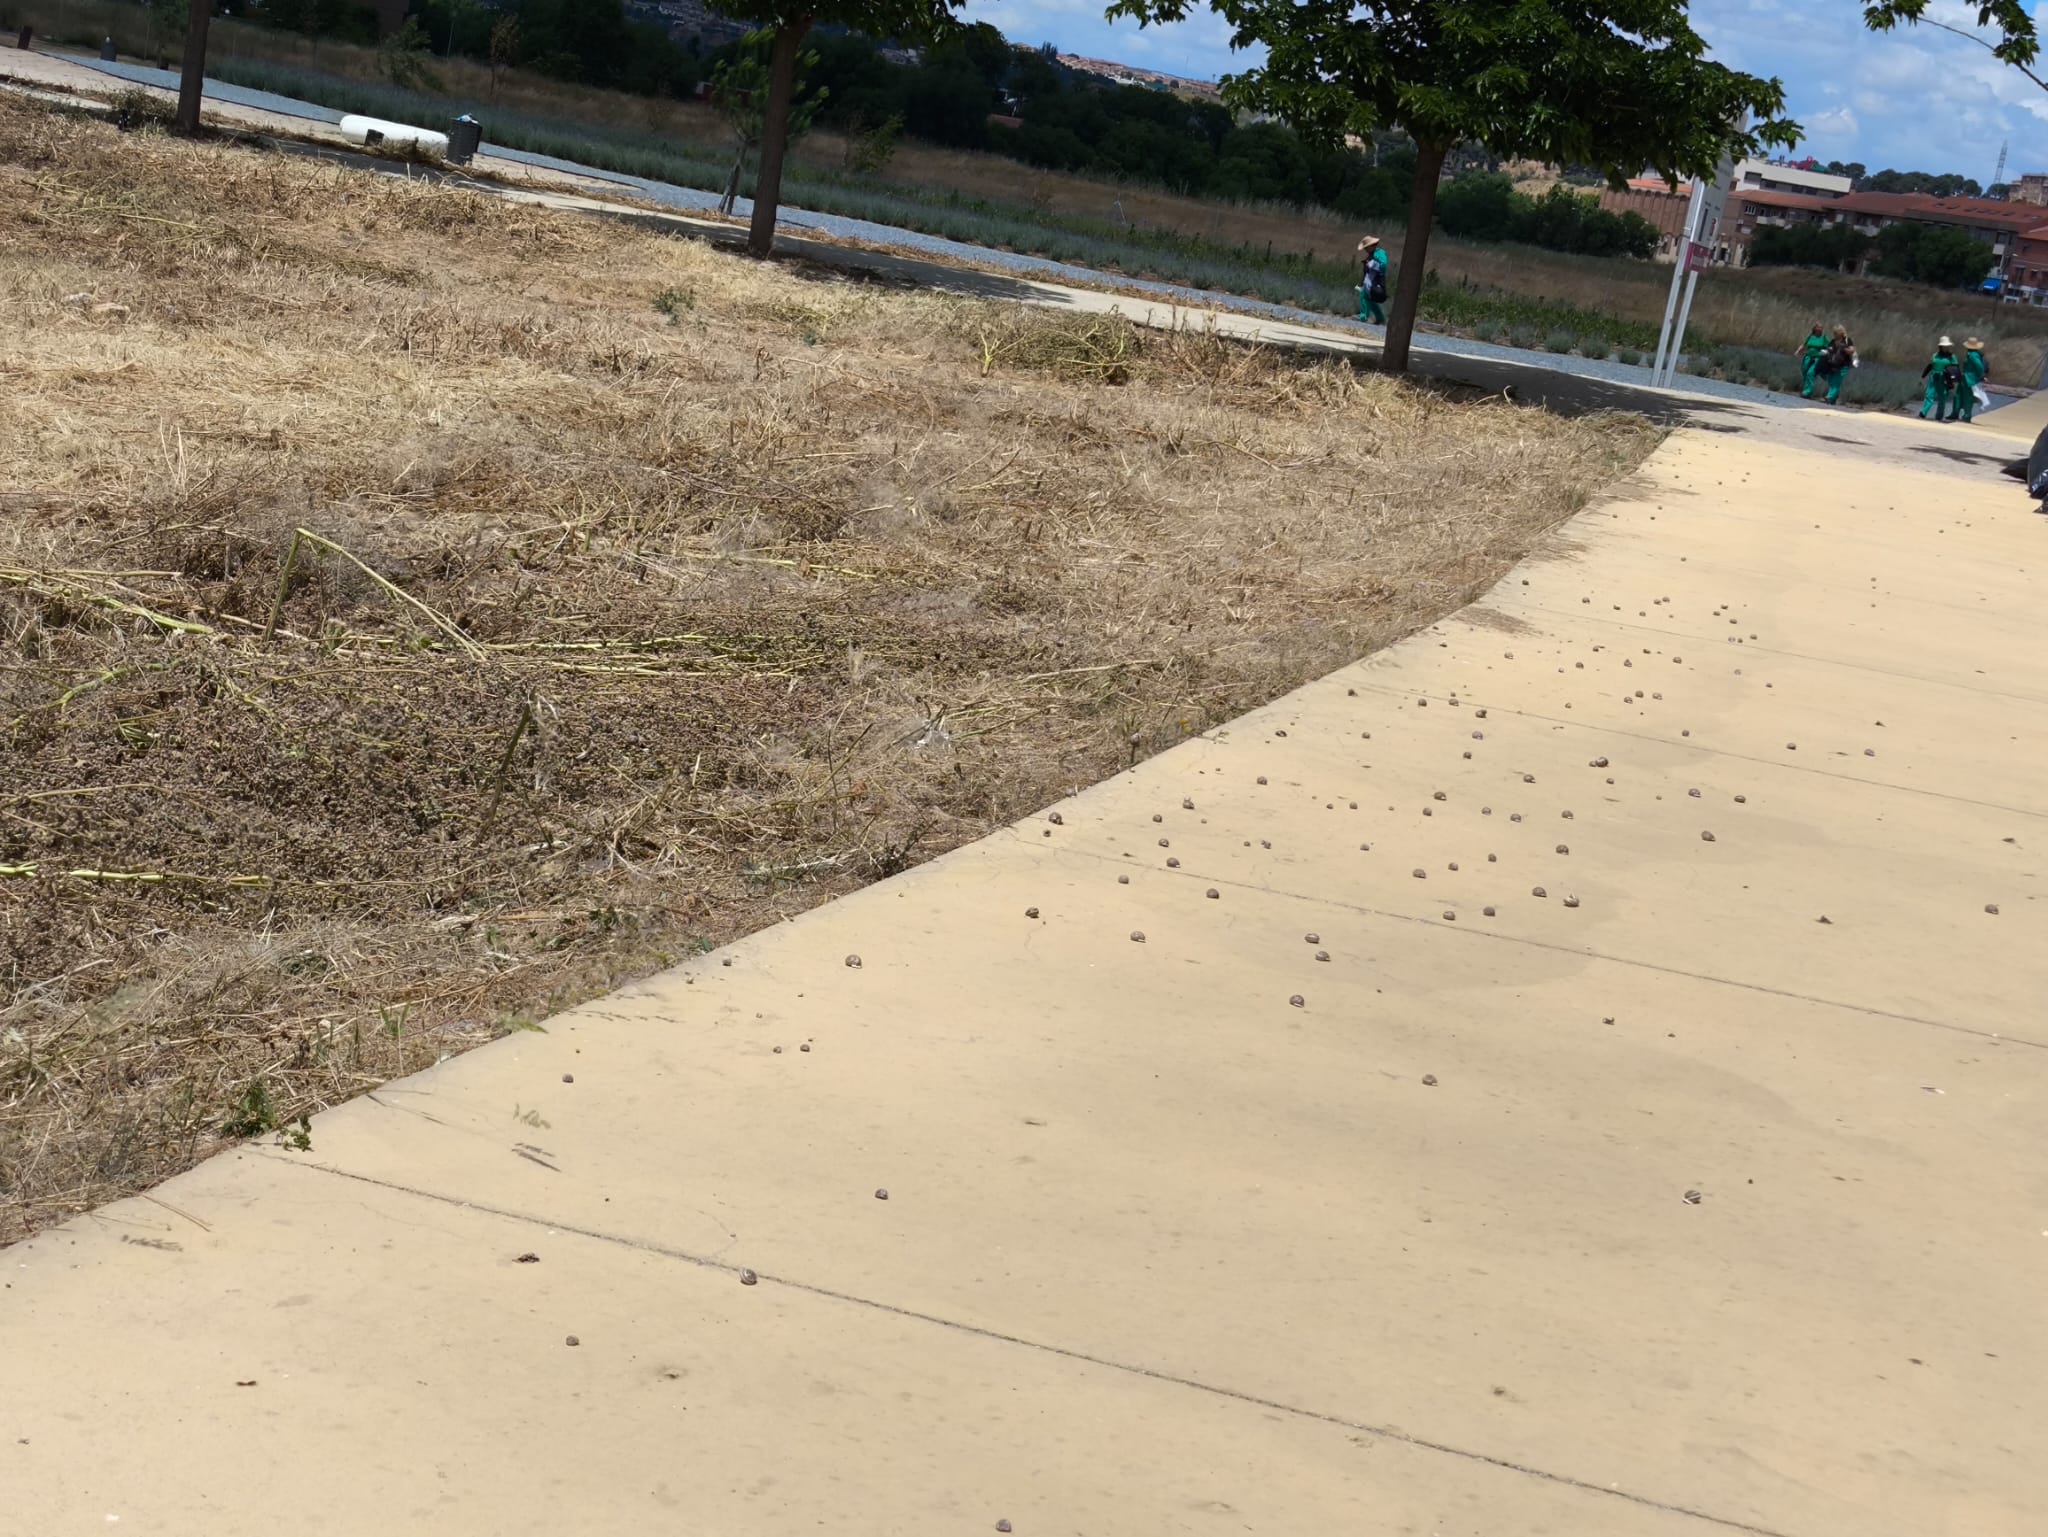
[719,150,744,217]
[174,0,211,135]
[746,18,812,259]
[1381,137,1448,374]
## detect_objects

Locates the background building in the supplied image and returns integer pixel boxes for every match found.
[1723,188,2047,276]
[1734,159,1853,198]
[2009,173,2048,207]
[1596,175,1695,258]
[2002,221,2048,301]
[1596,160,1858,264]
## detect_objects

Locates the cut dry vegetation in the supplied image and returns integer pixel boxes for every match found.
[0,93,1658,1243]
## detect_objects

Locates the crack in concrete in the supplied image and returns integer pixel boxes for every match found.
[1024,836,2046,1051]
[1496,606,2048,708]
[268,1155,1796,1537]
[1333,682,2047,820]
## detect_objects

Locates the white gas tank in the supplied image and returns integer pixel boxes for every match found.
[338,114,451,157]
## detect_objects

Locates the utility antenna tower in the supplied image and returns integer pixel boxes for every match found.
[1994,138,2008,193]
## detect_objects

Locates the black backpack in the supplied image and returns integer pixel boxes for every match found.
[1942,362,1961,386]
[1366,262,1387,301]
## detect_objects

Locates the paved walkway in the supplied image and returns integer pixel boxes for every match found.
[6,338,2044,1532]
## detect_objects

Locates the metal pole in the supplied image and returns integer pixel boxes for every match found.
[1662,266,1702,389]
[1651,180,1703,381]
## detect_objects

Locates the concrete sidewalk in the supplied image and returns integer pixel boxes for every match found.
[6,364,2044,1533]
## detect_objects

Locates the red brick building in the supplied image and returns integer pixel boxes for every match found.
[1722,188,2047,278]
[2005,224,2048,301]
[1596,176,1694,258]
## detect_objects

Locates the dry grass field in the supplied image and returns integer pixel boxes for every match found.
[0,94,1659,1243]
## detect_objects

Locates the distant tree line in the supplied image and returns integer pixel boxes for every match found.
[1807,158,1986,198]
[1434,172,1660,258]
[252,0,707,97]
[417,0,703,96]
[804,24,1424,217]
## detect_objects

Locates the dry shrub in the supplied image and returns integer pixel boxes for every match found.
[0,93,1659,1242]
[970,310,1141,382]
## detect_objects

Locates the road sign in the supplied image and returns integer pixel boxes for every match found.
[1650,180,1703,384]
[1694,120,1741,247]
[1651,145,1738,387]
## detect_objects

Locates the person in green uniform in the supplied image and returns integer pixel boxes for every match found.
[1798,322,1828,398]
[1955,336,1989,422]
[1356,235,1389,326]
[1815,326,1856,404]
[1920,336,1960,420]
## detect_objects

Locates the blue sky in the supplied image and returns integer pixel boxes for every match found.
[958,0,2048,183]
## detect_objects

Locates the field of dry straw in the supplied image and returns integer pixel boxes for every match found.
[0,93,1659,1242]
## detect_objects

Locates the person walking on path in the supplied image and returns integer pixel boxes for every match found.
[1815,326,1856,405]
[1357,235,1390,327]
[1921,336,1961,420]
[1799,322,1829,398]
[1956,337,1989,423]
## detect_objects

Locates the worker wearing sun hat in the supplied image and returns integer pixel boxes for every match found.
[1356,235,1390,326]
[1955,335,1989,423]
[1920,335,1960,421]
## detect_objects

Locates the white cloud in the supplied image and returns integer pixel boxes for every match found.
[1693,0,2045,176]
[1798,104,1861,159]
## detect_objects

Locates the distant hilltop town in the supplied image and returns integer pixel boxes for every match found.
[626,0,752,49]
[1050,51,1223,97]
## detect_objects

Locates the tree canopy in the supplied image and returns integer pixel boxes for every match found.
[1864,167,1984,198]
[1106,0,1796,370]
[1870,222,1999,289]
[1747,222,1872,272]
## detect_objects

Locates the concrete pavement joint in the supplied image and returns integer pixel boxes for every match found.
[1501,605,2048,708]
[1024,836,2045,1051]
[1337,681,2048,819]
[268,1154,1796,1537]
